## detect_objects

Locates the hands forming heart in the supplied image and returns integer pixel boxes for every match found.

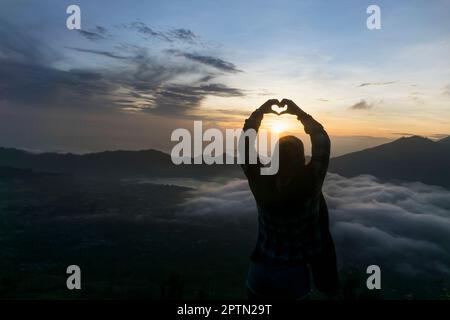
[259,99,303,116]
[271,102,288,114]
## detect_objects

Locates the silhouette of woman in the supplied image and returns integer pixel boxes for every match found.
[241,99,339,300]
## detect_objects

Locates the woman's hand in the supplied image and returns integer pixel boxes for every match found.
[279,99,307,117]
[258,99,280,114]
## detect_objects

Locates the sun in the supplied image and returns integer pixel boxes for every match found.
[271,120,286,133]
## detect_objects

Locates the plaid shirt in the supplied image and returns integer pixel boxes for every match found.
[241,109,331,265]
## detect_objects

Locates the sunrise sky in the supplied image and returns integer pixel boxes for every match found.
[0,0,449,155]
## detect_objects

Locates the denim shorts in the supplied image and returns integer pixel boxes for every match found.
[246,260,311,300]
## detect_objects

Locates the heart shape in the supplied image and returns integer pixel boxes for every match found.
[271,102,287,115]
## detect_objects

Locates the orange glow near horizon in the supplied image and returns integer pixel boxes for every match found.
[195,104,446,141]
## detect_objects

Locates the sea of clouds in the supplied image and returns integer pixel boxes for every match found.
[178,173,450,297]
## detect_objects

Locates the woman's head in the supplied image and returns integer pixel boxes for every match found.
[278,135,306,174]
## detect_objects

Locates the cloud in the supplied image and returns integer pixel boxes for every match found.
[167,49,242,73]
[75,26,110,42]
[349,100,373,110]
[123,22,200,44]
[0,61,117,109]
[443,84,450,96]
[391,132,416,137]
[0,20,59,65]
[430,133,450,139]
[68,47,129,60]
[177,174,450,297]
[0,21,243,117]
[150,83,243,113]
[358,81,396,87]
[124,21,171,41]
[169,28,197,44]
[77,30,105,42]
[179,179,256,217]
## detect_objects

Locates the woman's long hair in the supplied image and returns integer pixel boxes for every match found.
[275,135,312,198]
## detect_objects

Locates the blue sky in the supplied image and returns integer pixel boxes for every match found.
[0,0,449,153]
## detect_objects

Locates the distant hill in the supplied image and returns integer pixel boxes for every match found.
[329,136,450,188]
[2,135,450,187]
[437,136,450,145]
[0,147,243,179]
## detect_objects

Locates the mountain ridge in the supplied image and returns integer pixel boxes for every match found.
[1,135,449,187]
[329,135,450,188]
